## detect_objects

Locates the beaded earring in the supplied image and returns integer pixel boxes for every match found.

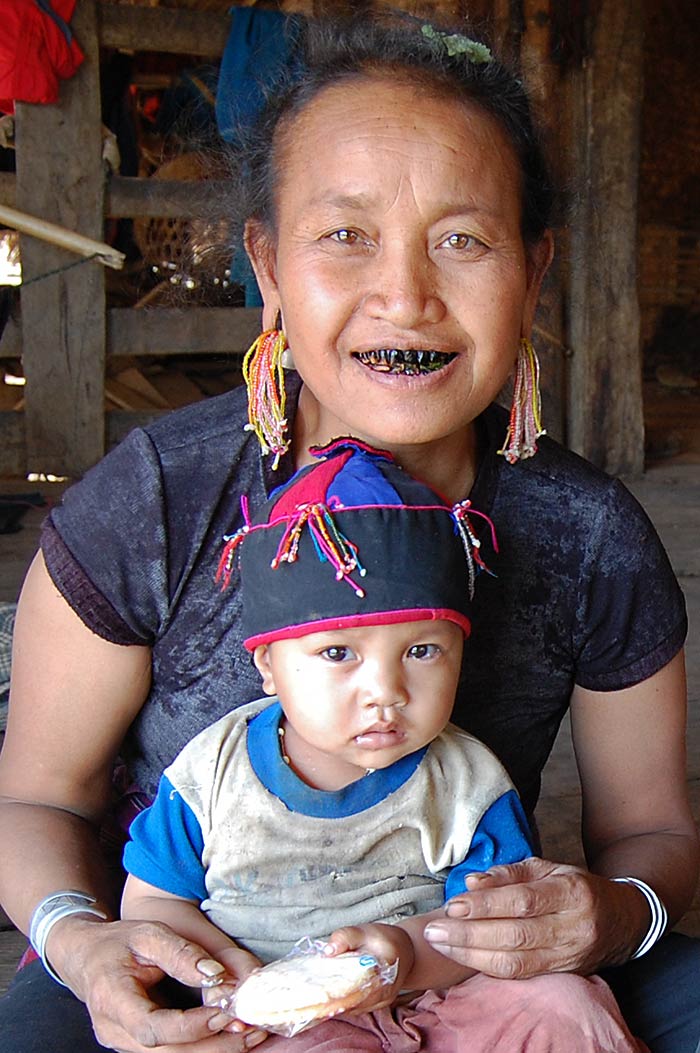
[497,337,546,464]
[242,312,290,470]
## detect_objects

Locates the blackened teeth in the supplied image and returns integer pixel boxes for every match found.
[353,349,456,375]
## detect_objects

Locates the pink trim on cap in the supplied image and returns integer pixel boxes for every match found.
[244,607,471,651]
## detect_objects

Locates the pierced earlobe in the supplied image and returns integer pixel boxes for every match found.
[274,310,295,370]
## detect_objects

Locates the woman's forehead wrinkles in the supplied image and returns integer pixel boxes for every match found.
[301,187,504,224]
[281,107,519,210]
[299,115,482,159]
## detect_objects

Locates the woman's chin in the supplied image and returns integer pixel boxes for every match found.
[329,359,476,445]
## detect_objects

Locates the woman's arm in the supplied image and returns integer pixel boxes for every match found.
[572,649,699,924]
[422,652,699,977]
[0,554,256,1051]
[0,552,151,929]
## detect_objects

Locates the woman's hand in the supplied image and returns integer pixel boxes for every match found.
[45,914,268,1052]
[324,922,414,1012]
[423,857,650,979]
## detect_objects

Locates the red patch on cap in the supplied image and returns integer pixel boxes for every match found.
[268,447,355,519]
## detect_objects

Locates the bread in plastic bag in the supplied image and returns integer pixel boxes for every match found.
[210,936,398,1037]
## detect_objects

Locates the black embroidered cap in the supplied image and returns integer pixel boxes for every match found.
[217,438,495,650]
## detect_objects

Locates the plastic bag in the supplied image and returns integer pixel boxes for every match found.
[210,936,398,1037]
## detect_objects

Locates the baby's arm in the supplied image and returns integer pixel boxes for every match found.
[326,912,475,1007]
[122,874,263,1027]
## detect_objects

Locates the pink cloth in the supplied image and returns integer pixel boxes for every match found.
[261,973,647,1053]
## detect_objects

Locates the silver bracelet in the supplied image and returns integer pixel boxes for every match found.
[611,876,668,960]
[29,890,108,986]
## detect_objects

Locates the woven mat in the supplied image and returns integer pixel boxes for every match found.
[0,602,15,731]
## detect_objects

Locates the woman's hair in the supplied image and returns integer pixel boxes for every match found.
[230,9,555,248]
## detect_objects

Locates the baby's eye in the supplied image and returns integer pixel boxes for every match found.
[407,643,440,660]
[321,645,354,663]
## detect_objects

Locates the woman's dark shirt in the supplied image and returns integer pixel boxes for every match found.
[42,377,687,817]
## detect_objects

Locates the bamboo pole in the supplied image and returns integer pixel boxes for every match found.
[0,202,124,270]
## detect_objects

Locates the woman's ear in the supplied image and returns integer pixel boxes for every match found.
[522,230,554,337]
[244,220,281,329]
[253,644,277,696]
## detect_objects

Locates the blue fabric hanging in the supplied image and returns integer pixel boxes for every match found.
[216,7,305,306]
[216,7,305,144]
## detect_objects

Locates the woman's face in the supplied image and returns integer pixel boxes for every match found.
[247,75,552,451]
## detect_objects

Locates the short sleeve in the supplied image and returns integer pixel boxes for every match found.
[42,427,169,644]
[123,774,207,901]
[572,480,687,691]
[443,790,534,900]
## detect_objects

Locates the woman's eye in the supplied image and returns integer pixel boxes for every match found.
[407,643,440,660]
[321,645,353,663]
[442,232,482,251]
[328,229,361,245]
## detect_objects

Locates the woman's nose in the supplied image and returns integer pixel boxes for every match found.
[363,241,445,328]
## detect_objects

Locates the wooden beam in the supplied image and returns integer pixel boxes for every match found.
[3,308,262,359]
[0,201,124,270]
[0,412,25,476]
[98,3,229,56]
[106,176,232,219]
[0,409,181,465]
[565,0,645,476]
[15,0,106,476]
[520,0,566,445]
[0,173,14,208]
[3,173,233,219]
[108,307,261,357]
[0,318,21,360]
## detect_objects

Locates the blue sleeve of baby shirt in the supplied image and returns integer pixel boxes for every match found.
[123,774,208,902]
[444,789,535,901]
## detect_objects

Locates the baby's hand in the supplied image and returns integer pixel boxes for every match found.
[324,923,414,1012]
[201,945,267,1039]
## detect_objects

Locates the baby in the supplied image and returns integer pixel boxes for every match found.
[122,438,644,1052]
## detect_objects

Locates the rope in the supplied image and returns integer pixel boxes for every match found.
[15,253,100,288]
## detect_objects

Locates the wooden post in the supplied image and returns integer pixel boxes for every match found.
[519,0,566,445]
[15,0,105,477]
[565,0,645,476]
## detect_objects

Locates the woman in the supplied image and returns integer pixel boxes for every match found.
[0,11,697,1053]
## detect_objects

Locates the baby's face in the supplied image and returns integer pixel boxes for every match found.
[253,619,463,791]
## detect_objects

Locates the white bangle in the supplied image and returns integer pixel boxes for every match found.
[611,876,668,960]
[29,890,108,986]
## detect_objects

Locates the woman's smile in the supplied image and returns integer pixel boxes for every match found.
[352,348,457,376]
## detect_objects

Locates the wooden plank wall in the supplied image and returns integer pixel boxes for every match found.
[564,0,645,476]
[0,0,243,477]
[15,0,106,476]
[0,0,645,477]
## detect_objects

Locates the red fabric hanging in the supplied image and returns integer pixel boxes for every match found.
[0,0,84,115]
